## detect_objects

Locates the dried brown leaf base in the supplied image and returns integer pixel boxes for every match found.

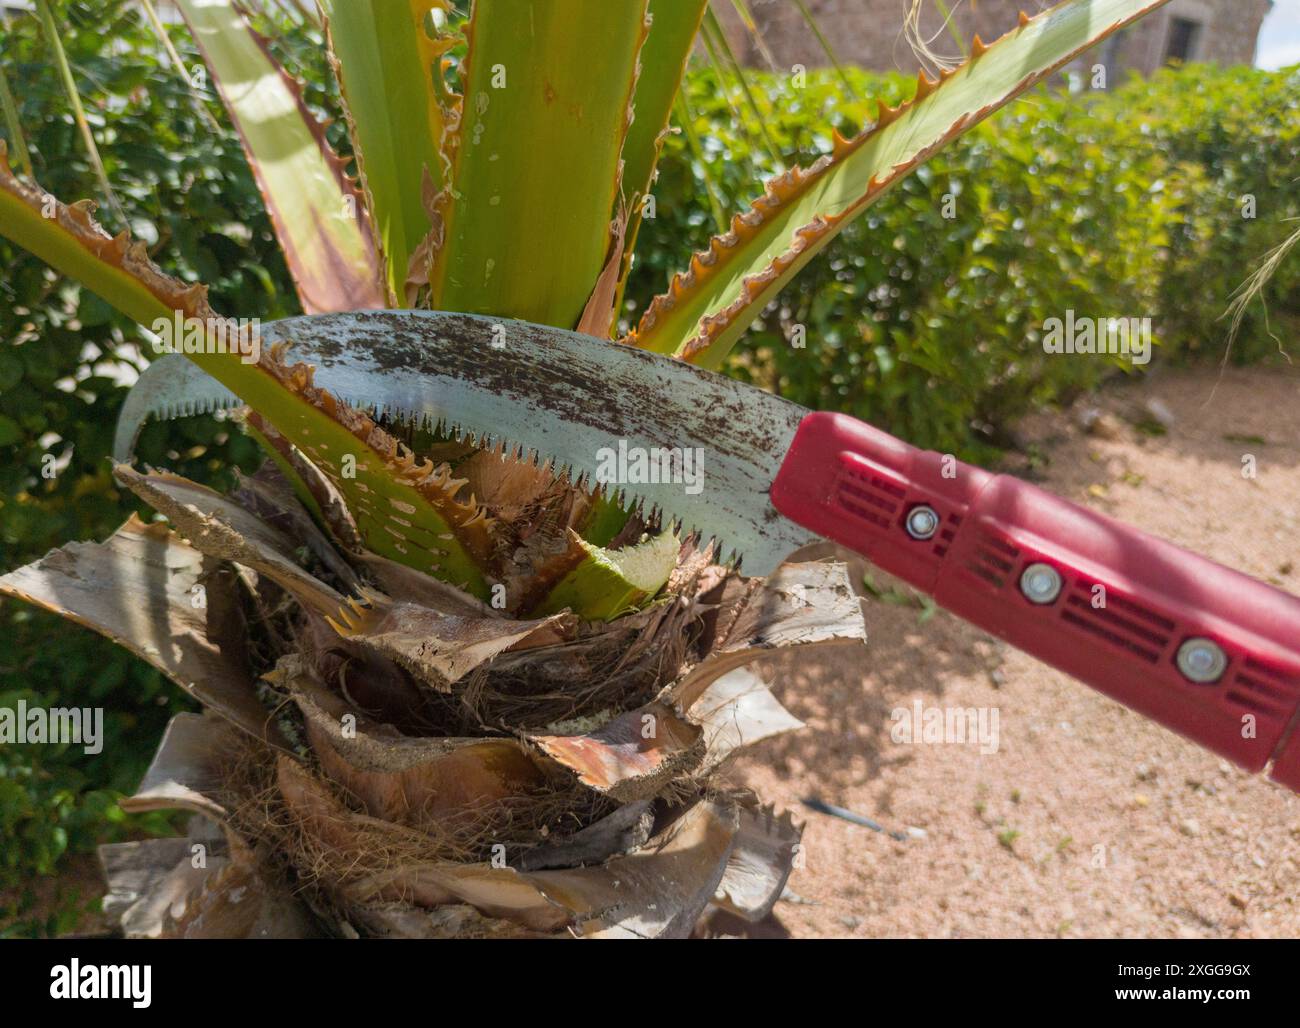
[3,455,866,938]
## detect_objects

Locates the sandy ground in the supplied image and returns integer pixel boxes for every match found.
[724,364,1300,938]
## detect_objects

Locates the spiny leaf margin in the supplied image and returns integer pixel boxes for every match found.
[624,0,1172,368]
[0,155,491,595]
[175,0,385,314]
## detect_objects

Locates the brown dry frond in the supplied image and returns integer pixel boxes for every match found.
[9,424,863,936]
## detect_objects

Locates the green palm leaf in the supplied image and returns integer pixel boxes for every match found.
[626,0,1170,368]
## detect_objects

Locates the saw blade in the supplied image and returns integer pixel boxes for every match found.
[114,310,819,574]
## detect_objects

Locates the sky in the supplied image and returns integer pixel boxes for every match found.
[1257,0,1300,69]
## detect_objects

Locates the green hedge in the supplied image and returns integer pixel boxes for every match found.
[0,0,318,935]
[1111,66,1300,363]
[0,2,1295,933]
[628,63,1300,461]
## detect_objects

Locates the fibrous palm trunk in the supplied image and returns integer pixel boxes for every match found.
[2,389,866,939]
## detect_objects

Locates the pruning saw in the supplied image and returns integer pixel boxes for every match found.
[115,310,1300,791]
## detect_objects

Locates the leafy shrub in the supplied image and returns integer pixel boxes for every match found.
[627,63,1300,460]
[1107,65,1300,363]
[0,0,313,933]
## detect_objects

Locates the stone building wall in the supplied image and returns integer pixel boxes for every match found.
[711,0,1272,79]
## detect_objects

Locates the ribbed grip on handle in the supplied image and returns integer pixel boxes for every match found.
[770,412,1300,790]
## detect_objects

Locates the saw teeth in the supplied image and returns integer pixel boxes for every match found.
[316,413,750,567]
[702,536,739,569]
[154,394,241,422]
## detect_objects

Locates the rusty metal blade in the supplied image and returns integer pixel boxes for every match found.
[115,310,818,573]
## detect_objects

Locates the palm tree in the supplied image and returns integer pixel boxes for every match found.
[0,0,1170,937]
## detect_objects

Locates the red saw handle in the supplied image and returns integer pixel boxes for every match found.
[771,411,1300,791]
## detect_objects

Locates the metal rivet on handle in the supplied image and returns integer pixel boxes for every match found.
[904,505,940,540]
[1176,637,1228,684]
[1019,562,1063,605]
